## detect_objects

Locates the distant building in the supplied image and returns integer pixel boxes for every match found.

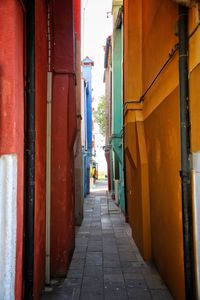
[81,56,94,195]
[103,36,112,192]
[111,1,125,212]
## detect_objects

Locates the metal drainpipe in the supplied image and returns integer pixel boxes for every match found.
[122,109,128,216]
[123,132,128,217]
[24,0,35,299]
[178,5,194,299]
[45,4,52,285]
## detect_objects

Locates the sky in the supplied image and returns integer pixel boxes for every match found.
[81,0,113,173]
[82,0,112,100]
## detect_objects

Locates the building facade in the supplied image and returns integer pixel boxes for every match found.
[104,36,112,192]
[82,57,94,196]
[111,0,126,212]
[74,0,84,226]
[0,1,80,299]
[123,0,200,299]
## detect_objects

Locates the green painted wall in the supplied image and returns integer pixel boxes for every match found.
[111,2,125,212]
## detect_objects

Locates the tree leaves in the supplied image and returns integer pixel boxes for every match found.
[94,95,106,137]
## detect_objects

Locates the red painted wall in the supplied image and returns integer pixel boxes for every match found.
[0,1,24,299]
[34,1,48,298]
[51,0,77,276]
[74,0,81,40]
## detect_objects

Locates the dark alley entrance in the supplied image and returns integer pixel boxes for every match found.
[41,181,172,300]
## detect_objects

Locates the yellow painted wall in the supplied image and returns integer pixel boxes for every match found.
[122,1,200,299]
[125,121,143,253]
[144,89,185,300]
[124,111,151,260]
[141,4,185,298]
[142,0,178,91]
[188,7,200,154]
[124,0,200,298]
[124,0,142,100]
[124,0,152,261]
[190,64,200,152]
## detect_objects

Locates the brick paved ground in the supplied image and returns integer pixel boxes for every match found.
[41,181,173,300]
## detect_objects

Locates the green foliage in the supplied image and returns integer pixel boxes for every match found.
[94,95,106,137]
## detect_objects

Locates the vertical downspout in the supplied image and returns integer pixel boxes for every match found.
[45,4,52,285]
[178,5,194,299]
[24,0,35,299]
[122,10,127,216]
[123,118,127,216]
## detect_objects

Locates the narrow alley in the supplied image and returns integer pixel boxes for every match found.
[1,1,200,299]
[42,181,172,300]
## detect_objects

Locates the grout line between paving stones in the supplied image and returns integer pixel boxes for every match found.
[111,203,129,300]
[78,199,90,300]
[100,195,105,300]
[42,186,173,300]
[79,244,87,299]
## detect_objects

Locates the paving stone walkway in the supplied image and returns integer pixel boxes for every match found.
[42,181,173,300]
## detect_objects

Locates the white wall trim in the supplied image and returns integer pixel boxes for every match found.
[0,154,17,300]
[192,152,200,300]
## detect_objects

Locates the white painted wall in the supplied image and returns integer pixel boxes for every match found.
[192,152,200,300]
[0,154,17,300]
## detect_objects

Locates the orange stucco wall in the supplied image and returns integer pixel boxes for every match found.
[188,6,200,154]
[124,0,142,100]
[123,0,192,299]
[142,2,185,299]
[125,122,143,252]
[124,0,200,297]
[190,64,200,153]
[144,89,185,300]
[142,1,178,91]
[124,110,151,260]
